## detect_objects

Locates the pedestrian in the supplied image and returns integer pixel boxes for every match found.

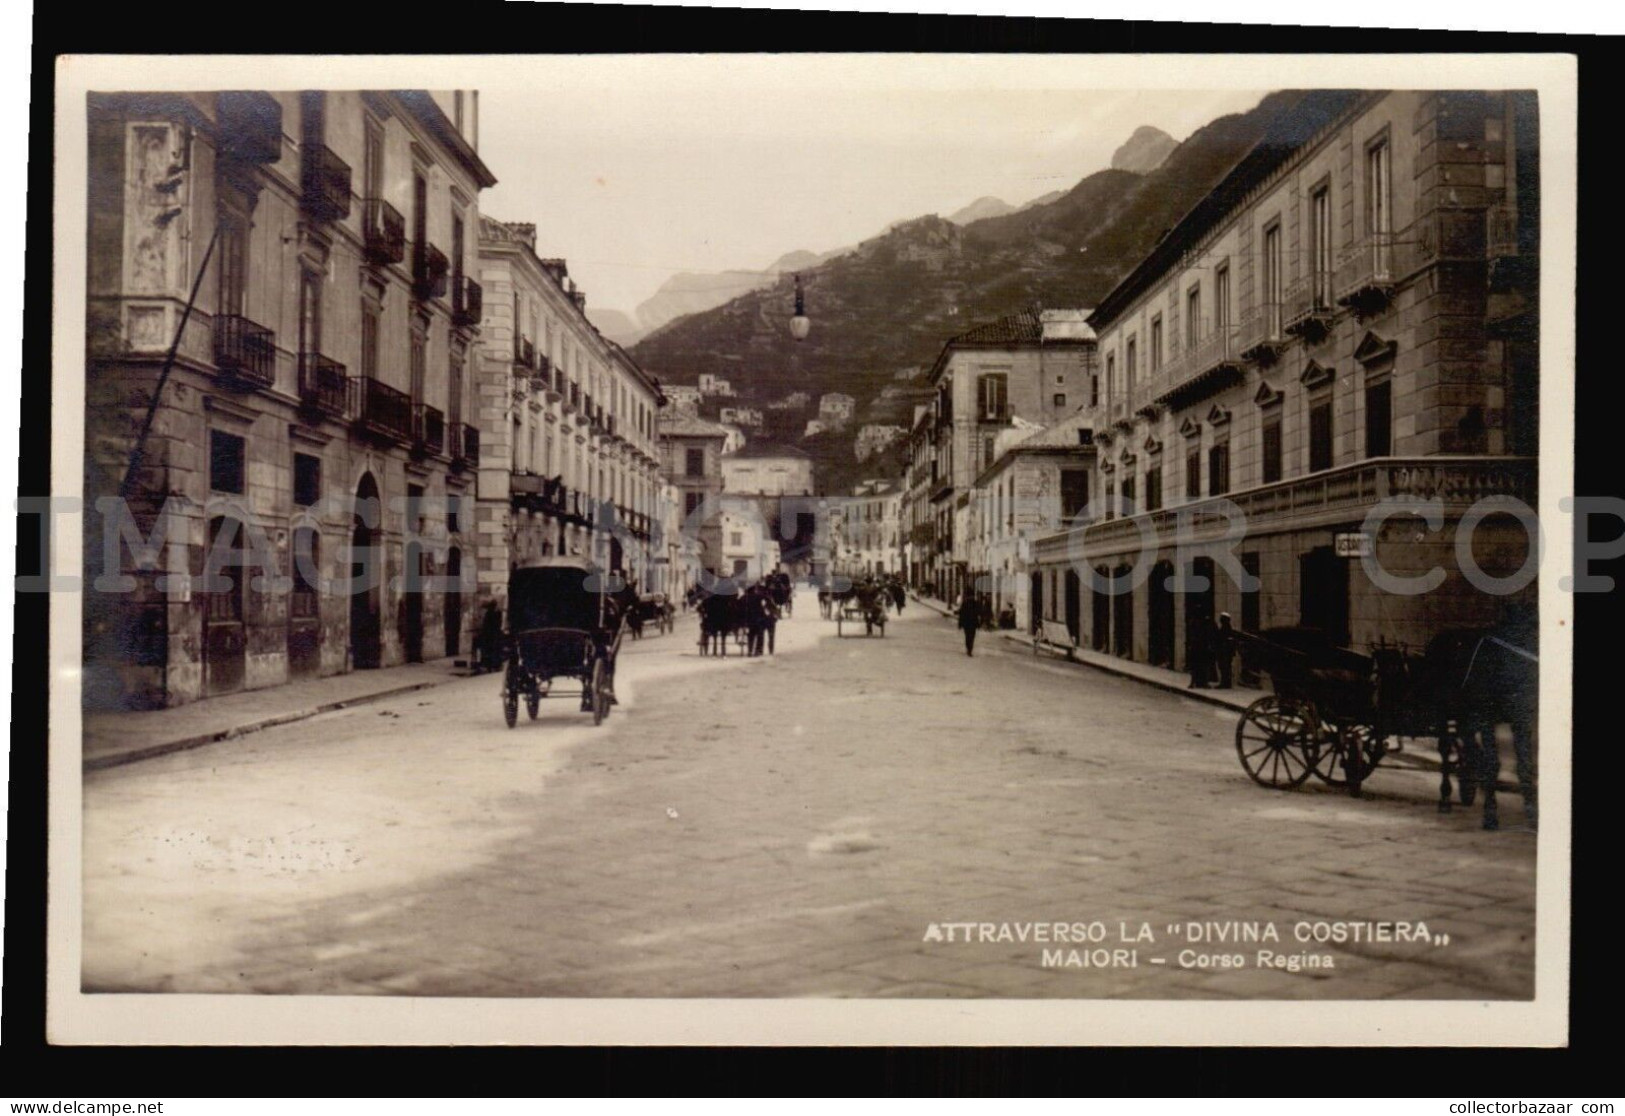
[1214,612,1236,689]
[476,599,504,674]
[1188,612,1216,689]
[958,589,983,656]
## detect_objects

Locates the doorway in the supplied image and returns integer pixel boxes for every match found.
[1064,569,1081,645]
[1148,559,1175,667]
[1092,566,1111,651]
[1184,555,1216,670]
[444,546,463,657]
[203,515,247,695]
[1111,564,1134,658]
[349,473,382,669]
[1030,571,1043,634]
[1299,545,1350,646]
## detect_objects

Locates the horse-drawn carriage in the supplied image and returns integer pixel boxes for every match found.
[500,557,624,728]
[629,592,675,638]
[1231,619,1538,829]
[835,583,887,638]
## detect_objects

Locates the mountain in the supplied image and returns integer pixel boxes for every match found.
[1017,188,1066,211]
[629,247,847,336]
[586,307,645,347]
[947,196,1016,225]
[630,98,1332,485]
[1111,125,1178,174]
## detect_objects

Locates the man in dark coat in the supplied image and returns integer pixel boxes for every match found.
[476,600,504,674]
[1214,612,1236,689]
[957,589,983,656]
[1188,612,1216,689]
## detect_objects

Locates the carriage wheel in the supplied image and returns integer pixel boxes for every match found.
[1313,721,1387,788]
[1235,696,1317,789]
[591,659,609,726]
[503,687,518,729]
[526,690,540,720]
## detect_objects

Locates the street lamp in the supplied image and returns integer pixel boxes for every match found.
[789,273,810,341]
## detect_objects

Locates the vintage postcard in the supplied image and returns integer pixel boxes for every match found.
[45,50,1574,1046]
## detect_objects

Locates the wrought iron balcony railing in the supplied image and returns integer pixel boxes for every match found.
[216,92,283,164]
[301,144,352,223]
[412,402,445,457]
[213,314,277,389]
[453,275,483,328]
[413,243,450,301]
[362,198,406,266]
[350,375,413,445]
[1238,302,1286,362]
[297,352,349,420]
[1283,272,1337,338]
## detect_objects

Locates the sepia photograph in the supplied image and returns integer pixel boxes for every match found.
[44,48,1574,1047]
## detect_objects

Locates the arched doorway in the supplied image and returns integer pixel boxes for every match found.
[349,473,383,669]
[403,540,426,663]
[1111,563,1134,658]
[203,514,247,695]
[1029,571,1043,634]
[1184,555,1216,672]
[444,547,463,657]
[1148,559,1176,667]
[1092,566,1111,652]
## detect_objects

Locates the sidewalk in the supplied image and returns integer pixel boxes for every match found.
[82,659,464,772]
[907,592,1511,790]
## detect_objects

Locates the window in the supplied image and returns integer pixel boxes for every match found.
[363,118,384,201]
[1185,447,1201,501]
[1309,398,1334,472]
[407,483,426,537]
[1104,480,1115,522]
[1215,264,1230,332]
[1121,473,1136,516]
[1208,441,1230,496]
[291,527,320,619]
[1263,222,1282,331]
[1186,287,1201,348]
[452,210,465,291]
[685,447,705,477]
[412,170,428,261]
[1367,135,1392,250]
[1060,469,1090,520]
[449,349,464,429]
[1366,379,1393,457]
[361,302,379,380]
[410,327,426,403]
[217,208,248,318]
[1310,185,1332,306]
[447,495,461,535]
[982,433,997,471]
[1105,354,1115,404]
[1145,466,1163,512]
[684,491,704,517]
[210,430,245,494]
[978,373,1009,421]
[1150,317,1163,372]
[1090,374,1099,407]
[729,531,744,548]
[1262,414,1283,483]
[1054,393,1066,408]
[1126,338,1138,392]
[299,267,322,357]
[293,452,321,507]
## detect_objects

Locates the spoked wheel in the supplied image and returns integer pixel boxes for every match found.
[503,687,518,729]
[591,659,610,726]
[526,690,540,720]
[1313,720,1387,788]
[1235,695,1318,789]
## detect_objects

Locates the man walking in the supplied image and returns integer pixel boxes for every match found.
[1214,612,1236,689]
[958,589,984,657]
[1188,612,1216,689]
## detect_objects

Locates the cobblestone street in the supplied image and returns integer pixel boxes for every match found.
[83,591,1537,999]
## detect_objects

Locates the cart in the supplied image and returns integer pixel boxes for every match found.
[501,557,624,728]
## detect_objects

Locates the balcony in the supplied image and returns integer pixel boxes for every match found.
[362,198,406,266]
[453,275,483,328]
[301,144,352,223]
[213,314,277,390]
[447,422,479,470]
[514,337,535,370]
[351,376,413,445]
[1333,234,1397,317]
[1070,455,1536,556]
[1152,326,1246,412]
[1238,302,1287,364]
[216,92,283,164]
[1283,273,1337,341]
[413,244,450,301]
[297,352,349,420]
[462,424,480,467]
[412,402,445,457]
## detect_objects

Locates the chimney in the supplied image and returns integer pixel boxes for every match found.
[540,258,569,284]
[572,289,586,312]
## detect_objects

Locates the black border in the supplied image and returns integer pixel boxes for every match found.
[9,2,1618,1096]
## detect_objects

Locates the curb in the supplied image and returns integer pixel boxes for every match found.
[83,678,452,773]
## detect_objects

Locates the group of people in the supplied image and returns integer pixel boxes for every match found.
[1187,611,1237,690]
[694,571,791,657]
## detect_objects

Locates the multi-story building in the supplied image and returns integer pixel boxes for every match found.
[719,406,763,429]
[854,423,906,462]
[84,89,494,708]
[721,444,815,497]
[831,481,902,578]
[1030,89,1538,668]
[818,392,856,427]
[967,414,1097,631]
[902,405,936,591]
[698,373,734,397]
[473,220,666,611]
[659,412,730,579]
[663,384,702,412]
[922,307,1098,601]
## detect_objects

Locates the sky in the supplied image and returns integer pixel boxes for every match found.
[475,57,1267,317]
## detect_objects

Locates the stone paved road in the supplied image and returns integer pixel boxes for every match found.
[83,590,1536,999]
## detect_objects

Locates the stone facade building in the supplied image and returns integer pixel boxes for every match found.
[658,412,730,580]
[1029,89,1538,666]
[721,444,814,497]
[84,89,494,709]
[471,219,666,615]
